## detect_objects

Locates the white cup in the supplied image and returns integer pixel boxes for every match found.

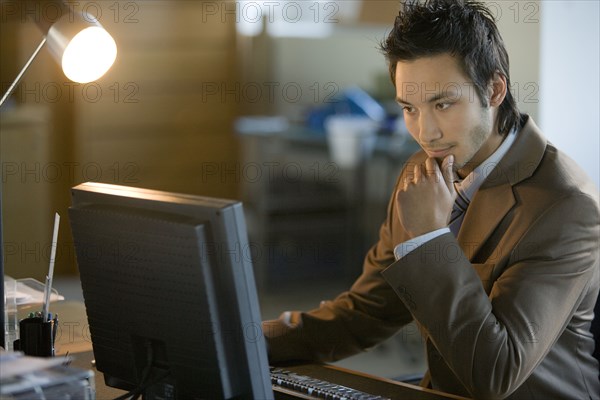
[325,115,378,169]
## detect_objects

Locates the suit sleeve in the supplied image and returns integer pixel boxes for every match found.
[263,175,414,363]
[382,192,600,399]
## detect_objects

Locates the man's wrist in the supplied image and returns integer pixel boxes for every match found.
[406,223,448,240]
[394,228,450,260]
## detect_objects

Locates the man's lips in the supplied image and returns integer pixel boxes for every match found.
[424,146,454,158]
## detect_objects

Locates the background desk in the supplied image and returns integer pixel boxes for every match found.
[238,127,419,292]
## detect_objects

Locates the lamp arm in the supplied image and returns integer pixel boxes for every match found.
[0,37,48,108]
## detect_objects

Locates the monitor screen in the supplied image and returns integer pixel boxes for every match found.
[69,182,273,399]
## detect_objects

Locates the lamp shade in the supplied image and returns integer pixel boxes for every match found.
[46,12,117,83]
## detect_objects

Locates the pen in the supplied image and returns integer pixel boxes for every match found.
[42,213,60,323]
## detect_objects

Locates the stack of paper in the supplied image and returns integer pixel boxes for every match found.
[0,351,94,400]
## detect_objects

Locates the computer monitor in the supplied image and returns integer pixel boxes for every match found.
[68,182,273,399]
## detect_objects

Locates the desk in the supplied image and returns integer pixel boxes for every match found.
[47,300,467,400]
[68,351,467,400]
[69,351,127,399]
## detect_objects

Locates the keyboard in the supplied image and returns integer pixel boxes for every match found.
[270,367,391,400]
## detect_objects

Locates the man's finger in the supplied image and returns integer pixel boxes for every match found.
[425,157,439,177]
[441,154,456,194]
[403,171,413,190]
[413,163,422,183]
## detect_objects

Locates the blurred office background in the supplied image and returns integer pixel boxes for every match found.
[1,0,598,379]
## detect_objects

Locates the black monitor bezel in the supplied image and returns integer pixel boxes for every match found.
[69,182,273,399]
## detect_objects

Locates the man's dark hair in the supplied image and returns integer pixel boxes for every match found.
[381,0,520,135]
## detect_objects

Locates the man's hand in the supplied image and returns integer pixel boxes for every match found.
[396,155,457,239]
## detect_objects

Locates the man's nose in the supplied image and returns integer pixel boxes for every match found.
[418,112,442,143]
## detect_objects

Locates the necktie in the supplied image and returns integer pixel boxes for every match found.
[449,183,469,236]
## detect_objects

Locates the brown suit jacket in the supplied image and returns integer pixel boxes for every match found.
[263,115,600,399]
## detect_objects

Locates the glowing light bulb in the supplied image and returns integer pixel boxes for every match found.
[61,27,117,83]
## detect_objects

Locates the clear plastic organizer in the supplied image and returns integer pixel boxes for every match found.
[4,276,64,351]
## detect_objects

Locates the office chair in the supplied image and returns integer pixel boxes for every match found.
[591,292,600,378]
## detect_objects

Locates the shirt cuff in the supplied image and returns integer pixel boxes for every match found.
[393,228,451,260]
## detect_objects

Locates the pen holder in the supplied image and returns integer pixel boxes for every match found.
[13,316,57,357]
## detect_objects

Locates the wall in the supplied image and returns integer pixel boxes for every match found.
[1,0,240,279]
[261,1,542,122]
[270,26,392,121]
[487,0,540,121]
[539,1,600,186]
[73,0,240,199]
[1,16,75,280]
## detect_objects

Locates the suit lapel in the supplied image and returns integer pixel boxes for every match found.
[456,115,547,261]
[457,183,515,260]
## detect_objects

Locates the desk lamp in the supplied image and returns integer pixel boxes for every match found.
[0,2,117,349]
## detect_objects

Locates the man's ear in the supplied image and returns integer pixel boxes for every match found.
[488,72,507,107]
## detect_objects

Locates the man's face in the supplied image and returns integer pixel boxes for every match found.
[395,53,502,177]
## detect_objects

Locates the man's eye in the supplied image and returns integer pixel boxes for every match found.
[436,102,451,110]
[402,106,415,114]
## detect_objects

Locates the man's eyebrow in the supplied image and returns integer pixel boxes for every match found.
[395,96,412,105]
[396,91,459,105]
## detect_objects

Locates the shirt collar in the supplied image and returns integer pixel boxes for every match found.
[455,127,518,202]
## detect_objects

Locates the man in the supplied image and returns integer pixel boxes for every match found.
[263,1,600,399]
